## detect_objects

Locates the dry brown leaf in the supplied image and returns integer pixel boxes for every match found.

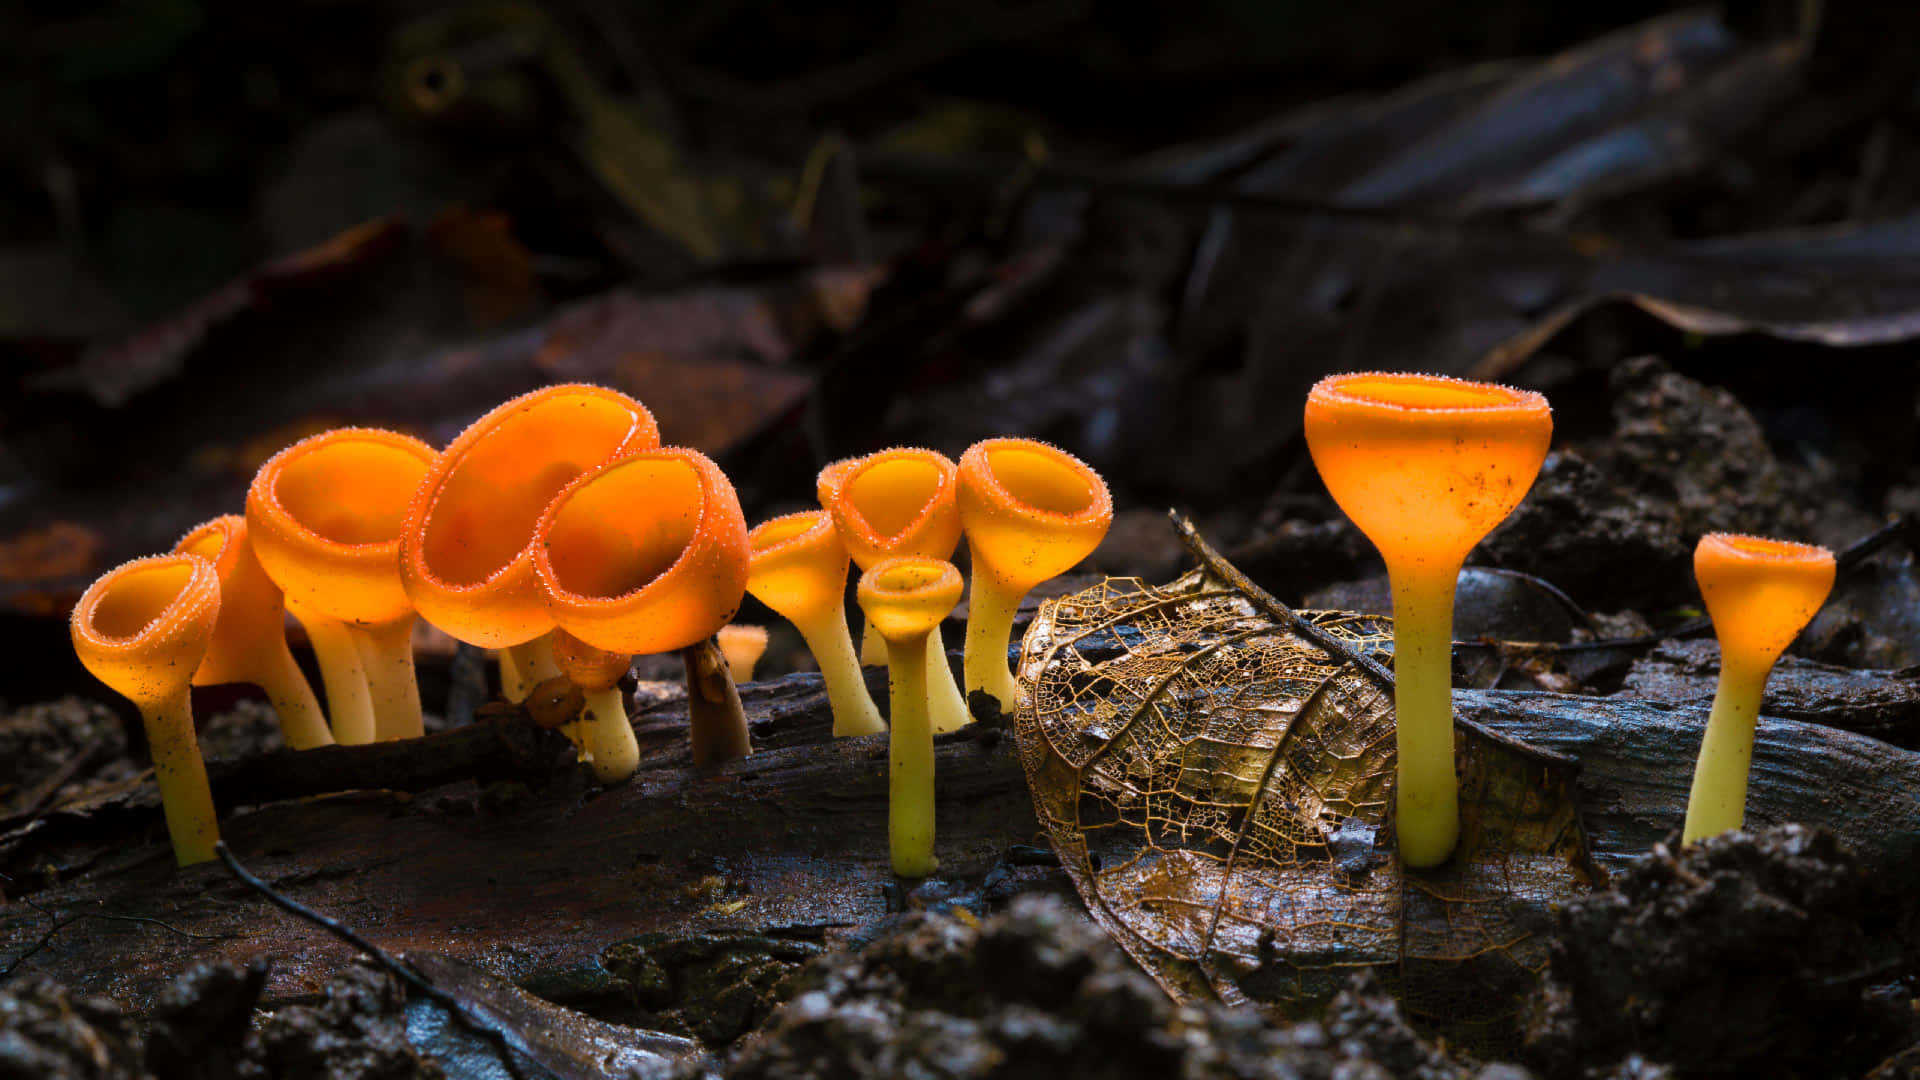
[1015,565,1598,1045]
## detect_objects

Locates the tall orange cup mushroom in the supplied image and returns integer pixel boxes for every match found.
[400,384,659,702]
[819,448,972,733]
[746,512,885,737]
[955,439,1112,715]
[174,515,333,750]
[535,447,753,769]
[1304,372,1551,868]
[71,554,223,865]
[549,627,640,782]
[1682,533,1834,843]
[857,556,964,878]
[247,427,439,744]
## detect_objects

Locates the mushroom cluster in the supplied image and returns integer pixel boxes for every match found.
[74,369,1810,877]
[747,439,1115,876]
[69,384,755,865]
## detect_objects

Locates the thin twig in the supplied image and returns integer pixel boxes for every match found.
[1169,509,1395,690]
[214,843,528,1080]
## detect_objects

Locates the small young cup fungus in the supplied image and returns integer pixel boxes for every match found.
[746,512,885,737]
[1681,533,1835,844]
[535,447,753,770]
[549,626,640,783]
[246,428,439,744]
[1303,372,1551,868]
[857,556,964,878]
[174,516,333,750]
[70,554,223,865]
[400,384,659,702]
[819,448,972,733]
[955,439,1113,715]
[717,624,768,683]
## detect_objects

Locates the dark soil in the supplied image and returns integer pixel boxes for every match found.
[708,894,1500,1080]
[1524,825,1920,1079]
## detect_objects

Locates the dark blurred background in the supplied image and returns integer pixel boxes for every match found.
[6,0,1920,701]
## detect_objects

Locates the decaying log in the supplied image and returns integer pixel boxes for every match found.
[2,673,1917,1012]
[1619,639,1920,748]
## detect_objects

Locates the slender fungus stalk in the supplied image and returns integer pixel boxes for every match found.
[549,627,640,783]
[535,447,753,770]
[247,428,439,743]
[746,512,885,737]
[400,384,658,702]
[819,449,972,732]
[175,516,333,750]
[1682,533,1835,843]
[717,625,768,683]
[1303,373,1551,868]
[857,556,964,878]
[955,439,1113,714]
[71,554,223,865]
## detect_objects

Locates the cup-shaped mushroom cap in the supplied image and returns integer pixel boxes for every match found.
[247,428,439,625]
[956,440,1113,591]
[818,448,963,569]
[1304,373,1551,567]
[857,557,964,644]
[747,512,852,621]
[71,554,221,710]
[174,515,286,687]
[550,627,631,692]
[1695,533,1835,668]
[402,385,660,648]
[536,447,749,657]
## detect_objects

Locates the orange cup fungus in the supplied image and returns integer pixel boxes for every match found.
[717,624,769,683]
[955,439,1113,716]
[549,626,640,783]
[856,556,965,878]
[819,448,972,732]
[71,554,223,865]
[1681,533,1835,843]
[400,384,659,701]
[247,427,439,744]
[174,515,332,750]
[535,447,753,769]
[746,512,885,737]
[1304,372,1551,868]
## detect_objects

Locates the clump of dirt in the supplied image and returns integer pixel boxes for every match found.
[247,964,444,1080]
[710,895,1511,1079]
[0,975,147,1080]
[1486,356,1878,613]
[599,932,822,1046]
[1524,825,1920,1079]
[0,697,133,808]
[146,957,269,1080]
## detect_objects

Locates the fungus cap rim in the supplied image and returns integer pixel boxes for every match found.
[401,383,659,600]
[819,447,959,553]
[250,427,439,556]
[1306,371,1549,419]
[748,510,839,562]
[957,438,1112,528]
[1695,532,1836,570]
[71,553,221,650]
[534,446,732,613]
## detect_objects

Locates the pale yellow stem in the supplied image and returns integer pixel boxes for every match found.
[255,639,333,749]
[1682,655,1769,843]
[354,617,424,741]
[1386,561,1462,869]
[859,620,886,667]
[923,626,971,733]
[887,633,938,877]
[576,684,640,783]
[962,574,1024,713]
[793,611,886,737]
[142,691,218,866]
[503,633,564,702]
[288,601,375,745]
